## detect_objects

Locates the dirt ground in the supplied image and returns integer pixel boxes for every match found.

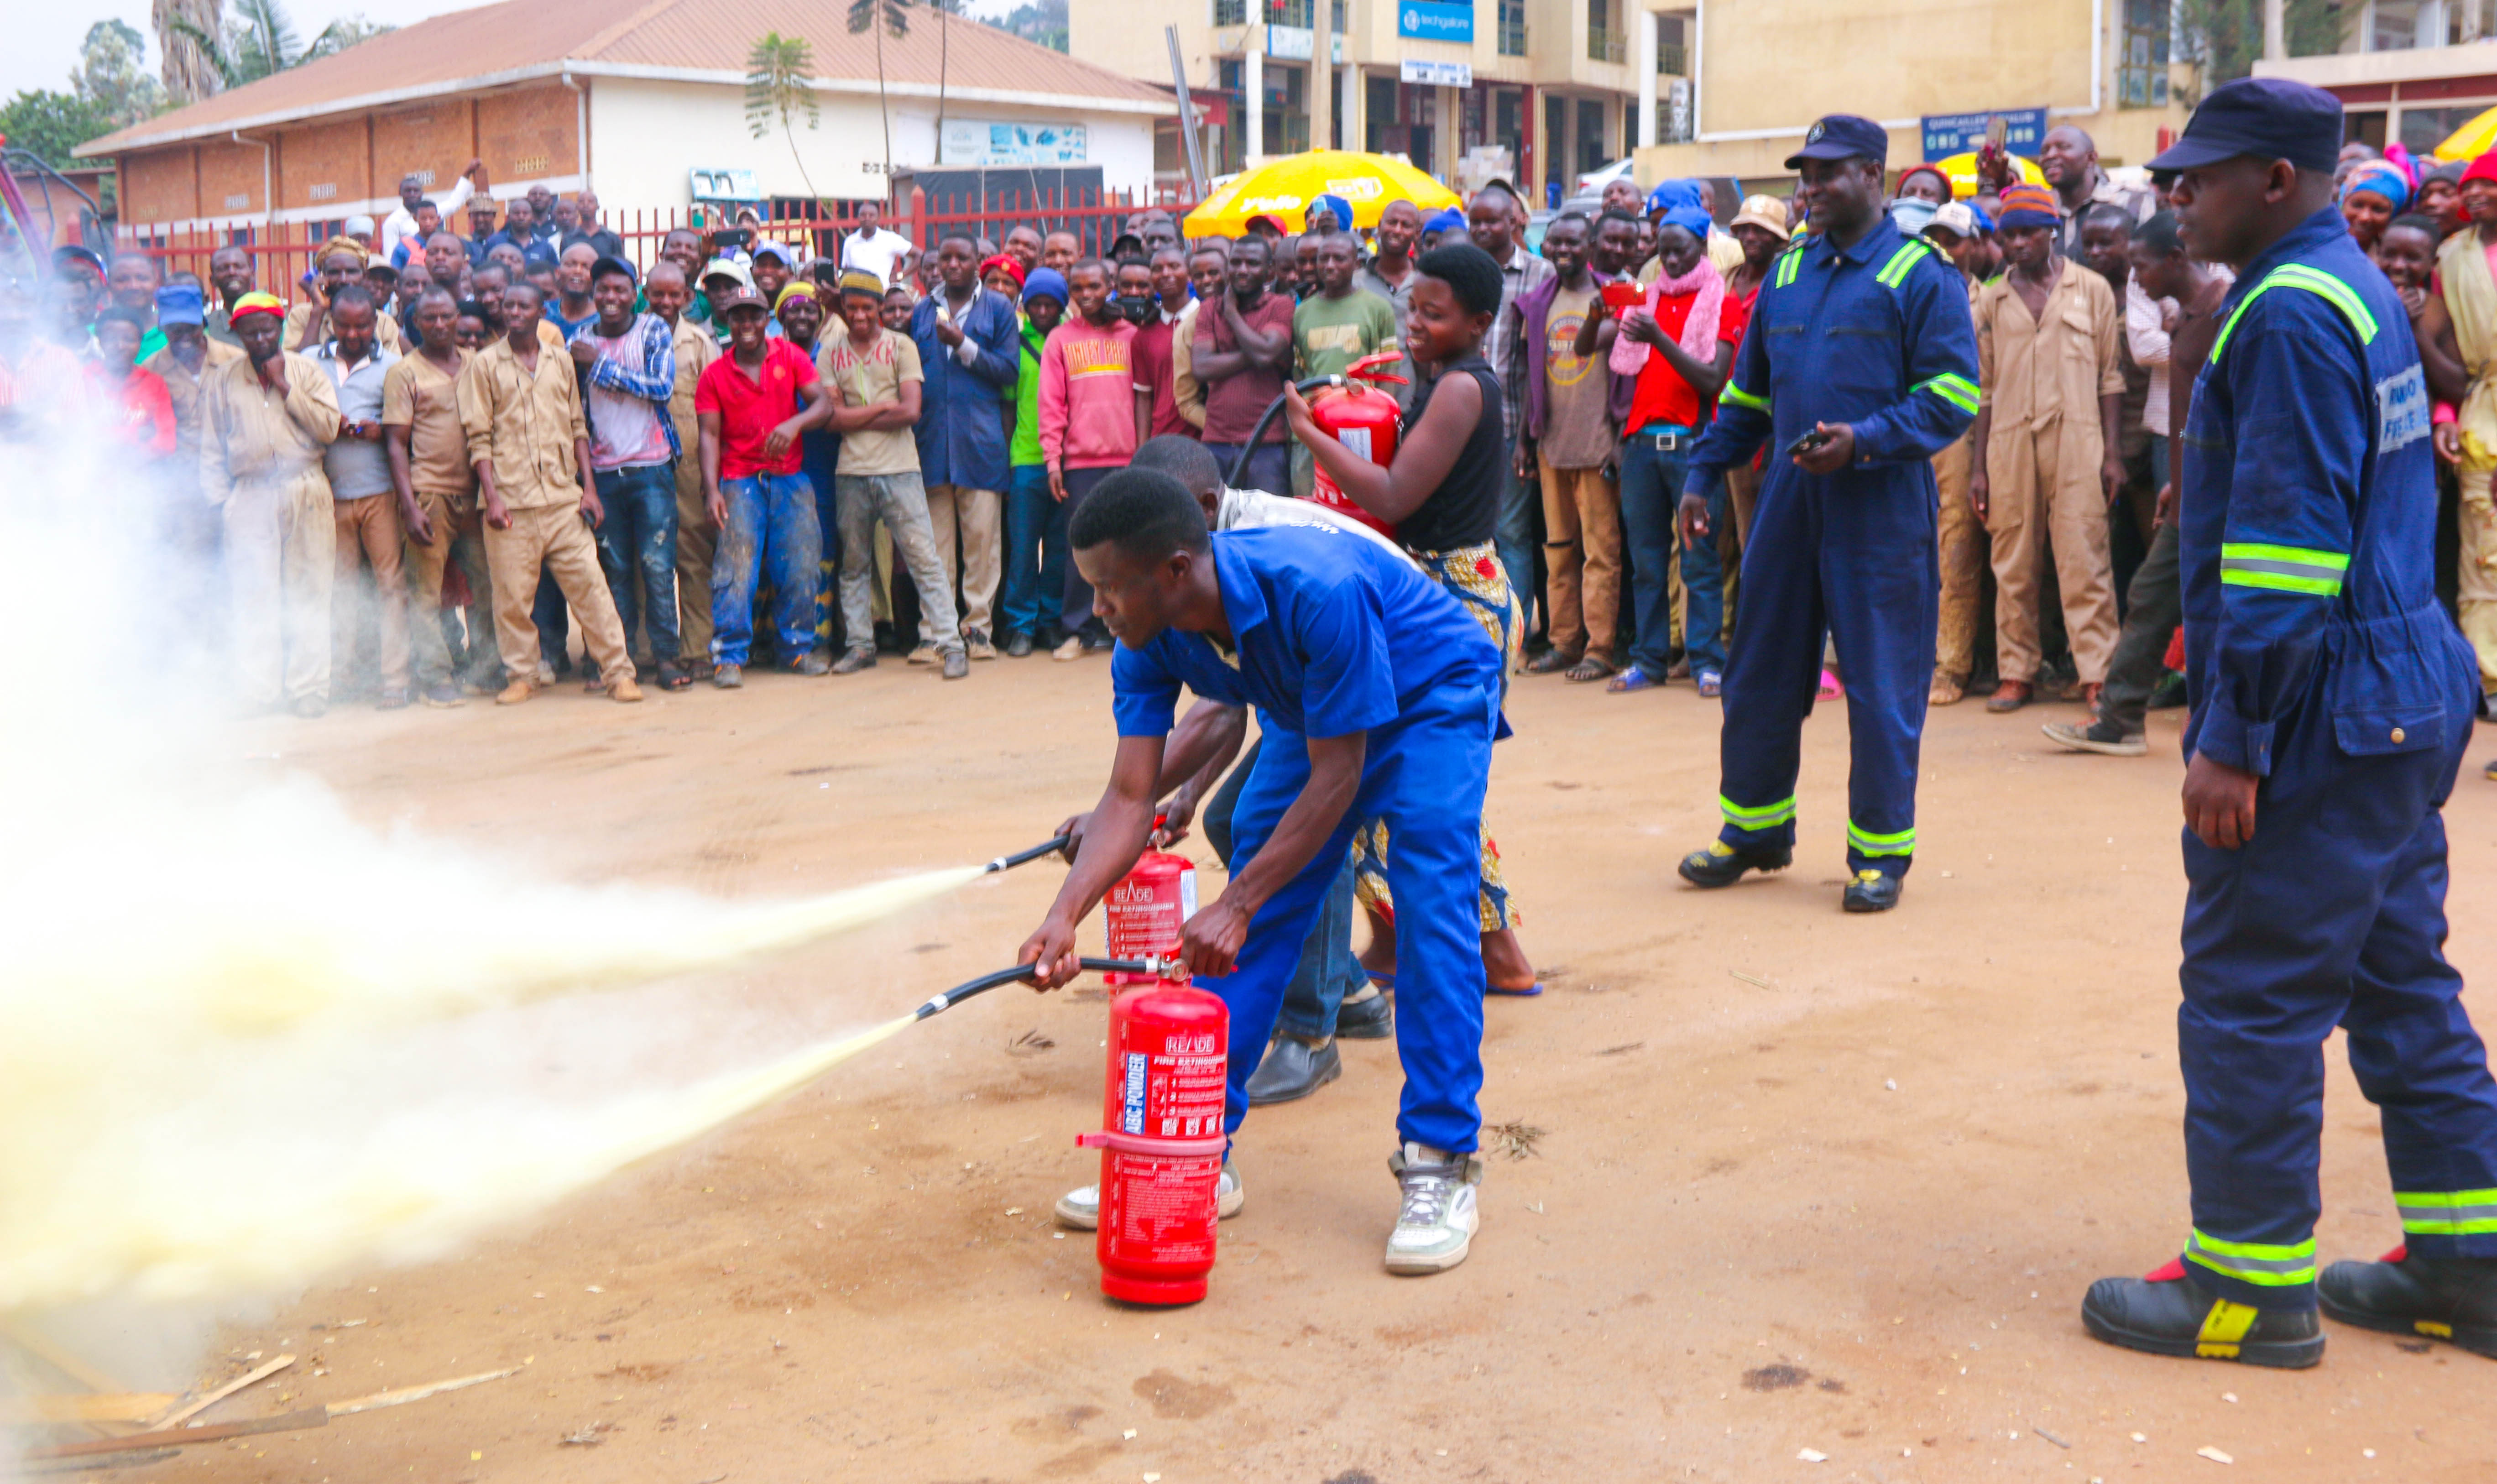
[80,653,2497,1484]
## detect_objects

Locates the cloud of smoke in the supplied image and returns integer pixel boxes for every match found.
[0,317,978,1334]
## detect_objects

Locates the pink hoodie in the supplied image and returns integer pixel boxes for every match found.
[1038,316,1139,470]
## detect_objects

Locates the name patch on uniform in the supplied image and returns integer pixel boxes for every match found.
[2378,363,2429,453]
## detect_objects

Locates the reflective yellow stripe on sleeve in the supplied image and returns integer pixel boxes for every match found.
[2220,543,2349,597]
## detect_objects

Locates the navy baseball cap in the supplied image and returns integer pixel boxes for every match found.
[591,254,638,284]
[2147,76,2341,177]
[1785,115,1889,170]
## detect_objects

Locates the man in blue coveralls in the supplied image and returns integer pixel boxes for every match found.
[1673,115,1981,913]
[1017,468,1504,1275]
[2080,78,2497,1368]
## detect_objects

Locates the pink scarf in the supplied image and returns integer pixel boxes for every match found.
[1609,256,1725,377]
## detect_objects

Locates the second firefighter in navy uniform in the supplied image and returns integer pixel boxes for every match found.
[1675,114,1982,912]
[2080,78,2497,1368]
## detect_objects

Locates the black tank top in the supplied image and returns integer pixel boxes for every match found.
[1394,353,1504,554]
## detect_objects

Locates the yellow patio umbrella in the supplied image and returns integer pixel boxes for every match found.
[1928,150,2048,199]
[1183,149,1460,237]
[2434,103,2497,161]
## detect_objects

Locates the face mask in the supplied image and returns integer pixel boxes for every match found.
[1115,293,1156,325]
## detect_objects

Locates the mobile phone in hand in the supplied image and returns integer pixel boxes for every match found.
[1786,429,1832,459]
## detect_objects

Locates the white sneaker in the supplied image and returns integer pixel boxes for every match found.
[1385,1142,1482,1274]
[1053,1166,1243,1231]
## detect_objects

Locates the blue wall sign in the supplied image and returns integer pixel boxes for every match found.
[1920,108,2048,159]
[1398,0,1473,43]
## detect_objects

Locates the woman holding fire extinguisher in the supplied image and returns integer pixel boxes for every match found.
[1280,242,1544,1003]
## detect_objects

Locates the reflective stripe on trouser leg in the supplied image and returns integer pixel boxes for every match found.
[2184,1228,2316,1290]
[2343,807,2497,1259]
[1716,468,1823,856]
[2181,674,2497,1297]
[1825,449,1936,878]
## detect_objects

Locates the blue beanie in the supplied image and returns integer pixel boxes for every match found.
[1021,266,1068,307]
[1423,206,1466,234]
[155,282,207,327]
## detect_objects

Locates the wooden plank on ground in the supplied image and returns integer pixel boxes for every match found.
[21,1406,329,1461]
[324,1366,521,1416]
[146,1353,295,1430]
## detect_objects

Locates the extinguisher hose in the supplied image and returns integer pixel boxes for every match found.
[1224,375,1340,492]
[912,956,1170,1021]
[985,833,1075,873]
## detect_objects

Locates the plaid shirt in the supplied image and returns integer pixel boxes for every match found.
[1485,242,1554,449]
[568,311,680,462]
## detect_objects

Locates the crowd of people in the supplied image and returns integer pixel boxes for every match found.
[4,125,2493,744]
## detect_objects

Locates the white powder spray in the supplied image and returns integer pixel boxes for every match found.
[0,334,984,1324]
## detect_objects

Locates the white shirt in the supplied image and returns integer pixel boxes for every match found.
[380,175,474,267]
[2125,277,2175,437]
[1214,485,1416,566]
[841,227,915,289]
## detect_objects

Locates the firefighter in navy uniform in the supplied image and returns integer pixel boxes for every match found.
[2081,78,2497,1368]
[1676,115,1981,912]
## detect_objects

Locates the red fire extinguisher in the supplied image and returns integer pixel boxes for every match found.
[1077,978,1229,1305]
[1101,844,1196,984]
[1304,349,1408,537]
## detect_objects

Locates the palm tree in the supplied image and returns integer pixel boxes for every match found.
[161,0,391,93]
[847,0,908,183]
[152,0,224,103]
[745,31,823,204]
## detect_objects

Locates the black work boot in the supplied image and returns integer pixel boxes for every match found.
[2081,1264,2325,1368]
[2319,1247,2497,1358]
[1842,869,1903,913]
[1677,840,1792,888]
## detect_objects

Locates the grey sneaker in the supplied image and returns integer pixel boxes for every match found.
[940,648,970,680]
[1054,1166,1244,1231]
[1385,1142,1482,1275]
[830,648,876,675]
[2043,718,2148,756]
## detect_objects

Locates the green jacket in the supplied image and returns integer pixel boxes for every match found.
[1011,320,1046,468]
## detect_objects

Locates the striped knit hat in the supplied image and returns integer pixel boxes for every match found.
[1996,183,2060,230]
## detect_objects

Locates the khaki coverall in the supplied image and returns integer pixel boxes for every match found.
[199,350,343,707]
[382,347,497,690]
[455,334,636,688]
[1974,263,2126,688]
[669,316,720,661]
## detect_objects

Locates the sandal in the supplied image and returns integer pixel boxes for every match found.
[1817,667,1844,700]
[658,660,692,691]
[1487,981,1545,997]
[1564,653,1617,683]
[1524,647,1581,675]
[1606,665,1661,694]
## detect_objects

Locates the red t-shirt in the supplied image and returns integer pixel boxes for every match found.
[694,339,820,479]
[91,365,175,456]
[1718,284,1757,361]
[1624,292,1703,433]
[1131,317,1191,439]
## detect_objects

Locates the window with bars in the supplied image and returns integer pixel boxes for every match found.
[1266,0,1314,27]
[1213,0,1246,26]
[1587,0,1625,63]
[2118,0,2170,109]
[1498,0,1527,55]
[1331,0,1344,31]
[1658,13,1688,74]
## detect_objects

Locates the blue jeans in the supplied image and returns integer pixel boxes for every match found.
[1494,458,1538,640]
[1202,442,1288,498]
[1679,471,1728,679]
[1202,737,1367,1041]
[532,570,567,671]
[593,463,680,662]
[710,472,821,667]
[1000,463,1064,640]
[1617,429,1693,679]
[1058,465,1118,637]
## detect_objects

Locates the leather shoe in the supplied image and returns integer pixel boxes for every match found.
[1842,870,1901,913]
[1985,680,2033,712]
[1335,987,1393,1040]
[1244,1036,1341,1106]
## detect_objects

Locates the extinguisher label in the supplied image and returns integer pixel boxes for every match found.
[1338,427,1372,462]
[1121,1052,1149,1134]
[1178,867,1198,921]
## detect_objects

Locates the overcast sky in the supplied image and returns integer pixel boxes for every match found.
[9,0,1022,106]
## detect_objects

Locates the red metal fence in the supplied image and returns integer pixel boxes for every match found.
[117,185,1201,297]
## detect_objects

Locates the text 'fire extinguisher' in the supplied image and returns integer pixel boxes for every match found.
[1079,978,1228,1306]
